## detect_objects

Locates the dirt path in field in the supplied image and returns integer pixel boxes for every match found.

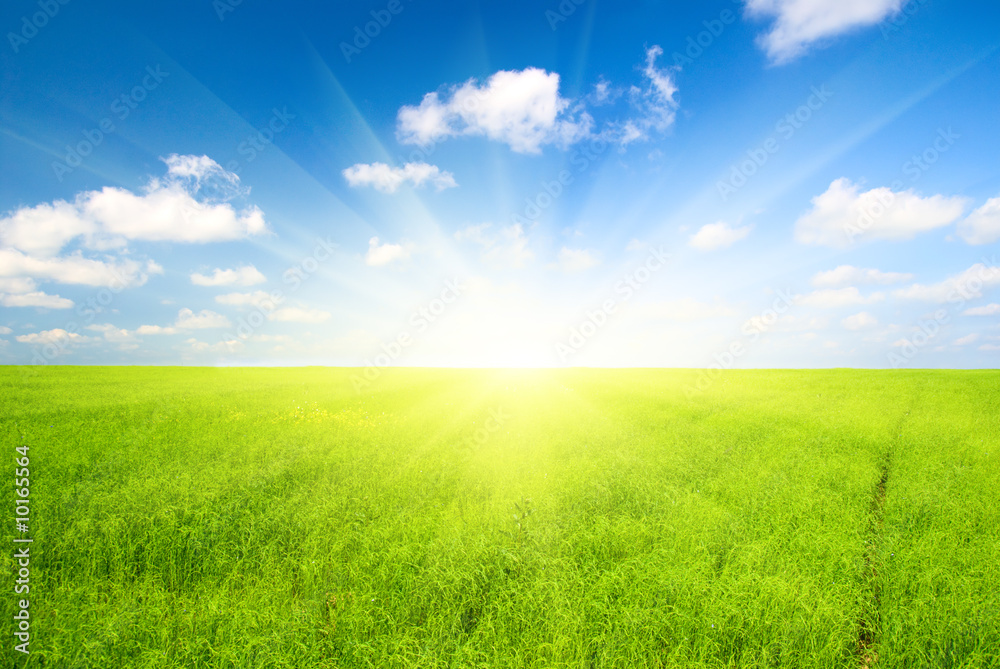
[857,410,909,669]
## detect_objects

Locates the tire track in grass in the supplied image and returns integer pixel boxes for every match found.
[858,409,909,669]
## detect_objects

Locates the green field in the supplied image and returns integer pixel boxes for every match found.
[2,367,998,668]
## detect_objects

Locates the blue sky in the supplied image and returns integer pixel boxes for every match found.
[1,0,999,369]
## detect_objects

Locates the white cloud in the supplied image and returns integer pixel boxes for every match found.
[455,223,534,269]
[342,162,457,193]
[553,247,600,273]
[191,265,266,287]
[397,68,593,154]
[395,49,683,154]
[963,303,1000,316]
[797,287,885,308]
[80,181,265,247]
[0,155,266,256]
[1,291,74,309]
[811,265,914,288]
[268,307,331,323]
[616,46,679,146]
[175,308,231,330]
[365,237,411,267]
[893,263,1000,303]
[979,343,1000,352]
[745,0,906,64]
[689,221,753,251]
[793,178,966,248]
[0,249,160,288]
[953,333,980,346]
[0,200,94,257]
[957,196,1000,245]
[163,154,239,184]
[841,311,878,330]
[15,328,90,346]
[0,326,12,334]
[136,325,179,335]
[0,156,264,312]
[215,291,280,308]
[0,277,37,294]
[591,79,620,105]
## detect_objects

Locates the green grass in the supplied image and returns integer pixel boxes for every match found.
[2,367,998,668]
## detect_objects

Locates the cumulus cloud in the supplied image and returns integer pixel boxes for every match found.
[893,263,1000,303]
[80,185,265,248]
[689,221,753,251]
[191,265,266,287]
[0,156,265,310]
[811,265,914,287]
[365,237,411,267]
[342,162,457,193]
[963,303,1000,316]
[793,178,966,247]
[1,291,74,309]
[0,155,264,255]
[744,0,906,64]
[0,326,11,335]
[174,308,231,329]
[0,278,36,294]
[0,249,161,288]
[841,311,878,330]
[15,328,90,346]
[396,67,593,154]
[394,48,681,155]
[797,287,885,308]
[957,196,1000,245]
[0,200,94,257]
